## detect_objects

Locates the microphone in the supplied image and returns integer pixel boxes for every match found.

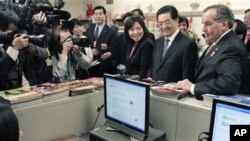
[202,34,206,38]
[116,64,126,78]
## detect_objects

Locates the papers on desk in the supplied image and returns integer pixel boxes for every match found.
[151,83,188,100]
[202,94,250,108]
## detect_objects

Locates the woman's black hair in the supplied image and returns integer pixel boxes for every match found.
[0,103,19,141]
[124,15,150,46]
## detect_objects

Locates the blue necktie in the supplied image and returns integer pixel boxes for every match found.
[162,38,170,59]
[94,26,99,41]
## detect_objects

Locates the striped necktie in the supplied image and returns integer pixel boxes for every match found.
[162,38,170,59]
[94,26,99,41]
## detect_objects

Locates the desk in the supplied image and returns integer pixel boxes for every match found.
[15,91,212,141]
[150,94,178,141]
[150,96,212,141]
[15,91,106,141]
[176,98,211,141]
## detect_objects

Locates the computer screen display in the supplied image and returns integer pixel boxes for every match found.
[104,74,149,140]
[209,99,250,141]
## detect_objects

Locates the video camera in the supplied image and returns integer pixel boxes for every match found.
[0,31,47,47]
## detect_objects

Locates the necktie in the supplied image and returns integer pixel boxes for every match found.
[94,26,99,41]
[245,32,250,44]
[162,38,170,59]
[205,43,215,56]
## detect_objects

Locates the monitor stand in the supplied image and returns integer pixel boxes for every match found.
[90,125,166,141]
[106,126,140,141]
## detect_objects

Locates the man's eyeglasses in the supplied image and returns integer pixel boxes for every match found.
[157,19,174,27]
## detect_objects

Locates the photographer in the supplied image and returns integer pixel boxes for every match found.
[69,19,93,79]
[0,5,48,90]
[51,26,93,83]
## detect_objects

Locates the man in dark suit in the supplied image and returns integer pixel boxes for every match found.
[147,5,198,83]
[86,6,116,77]
[176,4,250,100]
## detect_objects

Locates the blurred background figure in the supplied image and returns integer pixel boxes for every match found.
[233,19,247,42]
[244,9,250,55]
[178,16,192,39]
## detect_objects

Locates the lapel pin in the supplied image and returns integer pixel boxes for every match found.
[210,51,215,57]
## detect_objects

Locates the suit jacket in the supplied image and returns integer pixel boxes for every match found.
[125,38,154,79]
[194,31,250,100]
[86,24,116,75]
[0,45,48,90]
[114,33,128,66]
[148,31,198,83]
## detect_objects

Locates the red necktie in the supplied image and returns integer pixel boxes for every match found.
[245,32,250,44]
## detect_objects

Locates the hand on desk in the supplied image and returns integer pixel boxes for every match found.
[176,79,193,92]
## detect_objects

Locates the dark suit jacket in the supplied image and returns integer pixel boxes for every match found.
[0,45,48,90]
[148,31,198,83]
[125,38,154,79]
[194,31,250,100]
[86,24,116,76]
[114,33,127,66]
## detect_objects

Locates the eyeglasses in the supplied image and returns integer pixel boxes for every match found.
[157,19,174,27]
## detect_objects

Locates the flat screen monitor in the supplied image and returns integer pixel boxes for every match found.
[209,99,250,141]
[104,74,150,140]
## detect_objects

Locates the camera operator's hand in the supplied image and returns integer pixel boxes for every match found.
[91,48,100,56]
[62,39,73,55]
[101,51,112,60]
[33,11,47,23]
[72,45,81,56]
[100,43,108,51]
[12,34,29,50]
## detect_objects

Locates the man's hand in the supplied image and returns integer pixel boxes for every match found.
[72,45,81,56]
[100,43,108,51]
[62,39,73,55]
[101,51,112,60]
[33,11,47,23]
[91,48,100,56]
[176,79,193,92]
[12,34,29,50]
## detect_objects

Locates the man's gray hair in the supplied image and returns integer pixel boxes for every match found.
[204,4,235,28]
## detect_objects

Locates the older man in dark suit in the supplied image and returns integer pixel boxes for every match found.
[147,5,198,83]
[86,6,116,77]
[177,4,250,100]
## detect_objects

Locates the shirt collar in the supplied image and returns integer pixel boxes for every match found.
[165,29,180,42]
[213,29,232,46]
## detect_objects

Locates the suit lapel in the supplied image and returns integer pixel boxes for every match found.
[195,31,234,77]
[157,32,181,69]
[155,37,165,69]
[97,24,108,43]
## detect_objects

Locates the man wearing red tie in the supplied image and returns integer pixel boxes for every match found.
[176,5,250,100]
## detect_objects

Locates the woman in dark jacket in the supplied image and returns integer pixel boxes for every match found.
[124,16,154,79]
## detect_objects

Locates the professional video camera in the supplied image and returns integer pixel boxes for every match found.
[0,31,47,47]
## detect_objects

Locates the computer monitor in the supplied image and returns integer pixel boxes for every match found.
[104,74,150,140]
[209,99,250,141]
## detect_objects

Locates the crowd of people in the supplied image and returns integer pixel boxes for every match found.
[1,1,250,98]
[1,2,250,140]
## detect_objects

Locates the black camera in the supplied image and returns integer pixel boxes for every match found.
[26,34,47,47]
[0,31,15,44]
[71,37,90,47]
[0,31,47,47]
